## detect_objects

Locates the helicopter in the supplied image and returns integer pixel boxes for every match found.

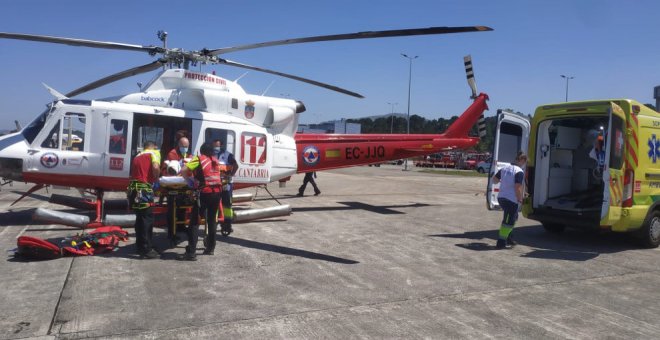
[0,26,492,225]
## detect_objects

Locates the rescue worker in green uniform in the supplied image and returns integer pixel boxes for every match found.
[178,143,225,260]
[213,139,238,235]
[492,151,527,249]
[127,141,161,259]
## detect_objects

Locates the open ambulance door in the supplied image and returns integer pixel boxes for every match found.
[486,109,530,210]
[600,103,626,225]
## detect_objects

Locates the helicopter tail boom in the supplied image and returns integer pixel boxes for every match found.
[294,93,488,173]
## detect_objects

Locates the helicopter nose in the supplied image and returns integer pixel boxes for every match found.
[0,132,26,181]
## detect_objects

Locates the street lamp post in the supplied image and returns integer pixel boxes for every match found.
[402,53,418,171]
[560,75,574,102]
[387,102,398,133]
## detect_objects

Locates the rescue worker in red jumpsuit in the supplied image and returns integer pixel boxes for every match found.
[179,143,225,260]
[127,141,161,259]
[166,136,191,165]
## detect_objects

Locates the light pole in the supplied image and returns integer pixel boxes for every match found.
[402,53,418,170]
[387,102,398,133]
[560,75,574,102]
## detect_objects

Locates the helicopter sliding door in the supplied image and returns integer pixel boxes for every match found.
[130,113,193,158]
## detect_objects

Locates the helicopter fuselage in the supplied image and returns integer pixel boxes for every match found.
[0,68,488,194]
[0,69,302,191]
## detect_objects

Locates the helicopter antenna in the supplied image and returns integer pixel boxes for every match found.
[261,80,276,96]
[235,71,249,83]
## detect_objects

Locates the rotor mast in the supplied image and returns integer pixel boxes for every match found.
[157,30,168,70]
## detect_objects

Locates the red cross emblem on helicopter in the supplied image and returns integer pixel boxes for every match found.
[302,146,320,165]
[40,152,59,168]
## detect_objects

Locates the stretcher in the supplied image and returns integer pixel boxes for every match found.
[154,176,224,246]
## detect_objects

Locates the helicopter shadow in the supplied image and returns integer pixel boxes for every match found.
[0,209,37,226]
[9,190,51,203]
[218,236,359,264]
[430,224,642,262]
[292,201,436,215]
[107,231,358,264]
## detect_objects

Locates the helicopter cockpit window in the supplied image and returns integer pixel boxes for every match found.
[22,109,49,144]
[41,120,61,149]
[109,119,128,154]
[62,112,86,151]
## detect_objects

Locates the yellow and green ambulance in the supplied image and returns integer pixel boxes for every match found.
[487,101,660,248]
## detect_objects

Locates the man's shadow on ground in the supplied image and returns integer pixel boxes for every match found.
[430,225,644,261]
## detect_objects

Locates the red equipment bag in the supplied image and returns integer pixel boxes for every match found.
[16,226,129,259]
[16,236,63,260]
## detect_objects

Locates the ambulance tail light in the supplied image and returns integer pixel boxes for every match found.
[623,170,634,208]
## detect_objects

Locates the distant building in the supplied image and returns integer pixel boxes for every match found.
[298,118,361,134]
[297,125,326,134]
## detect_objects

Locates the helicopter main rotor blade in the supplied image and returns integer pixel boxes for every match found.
[66,60,165,98]
[0,32,161,54]
[206,26,492,55]
[220,59,364,98]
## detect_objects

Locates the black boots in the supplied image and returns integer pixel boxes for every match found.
[176,246,197,261]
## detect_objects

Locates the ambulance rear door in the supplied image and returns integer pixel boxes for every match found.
[486,109,530,210]
[600,102,626,225]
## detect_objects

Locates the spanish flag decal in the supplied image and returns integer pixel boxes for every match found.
[325,149,341,158]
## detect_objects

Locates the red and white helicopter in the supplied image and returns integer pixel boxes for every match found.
[0,26,492,225]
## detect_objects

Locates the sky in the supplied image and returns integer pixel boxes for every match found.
[1,0,659,129]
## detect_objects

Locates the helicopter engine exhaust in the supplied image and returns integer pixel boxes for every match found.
[233,204,291,223]
[295,101,306,113]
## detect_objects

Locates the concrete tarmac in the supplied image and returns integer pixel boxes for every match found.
[1,165,659,339]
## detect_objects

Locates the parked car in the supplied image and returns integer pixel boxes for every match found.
[476,158,492,173]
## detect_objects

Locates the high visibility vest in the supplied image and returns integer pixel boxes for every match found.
[197,155,224,190]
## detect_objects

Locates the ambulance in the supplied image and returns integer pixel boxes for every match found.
[487,101,660,248]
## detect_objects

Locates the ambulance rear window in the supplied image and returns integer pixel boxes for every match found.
[609,115,624,170]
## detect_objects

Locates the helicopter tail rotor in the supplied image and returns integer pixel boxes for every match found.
[464,55,486,138]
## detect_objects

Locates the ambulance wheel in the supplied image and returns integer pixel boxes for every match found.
[637,210,660,248]
[542,222,565,233]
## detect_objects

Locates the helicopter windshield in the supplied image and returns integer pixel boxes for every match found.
[21,108,50,144]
